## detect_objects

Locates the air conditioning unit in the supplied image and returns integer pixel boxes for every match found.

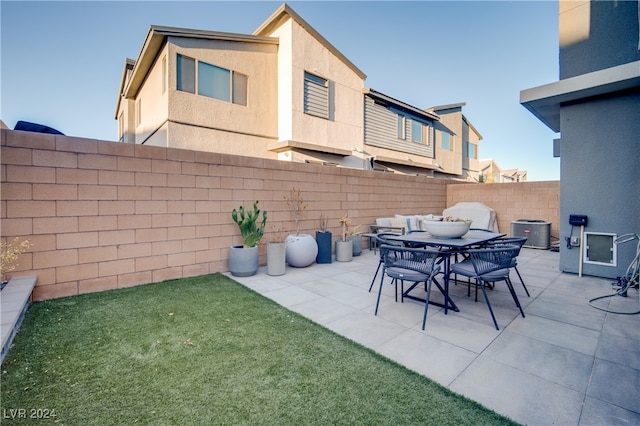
[511,220,551,249]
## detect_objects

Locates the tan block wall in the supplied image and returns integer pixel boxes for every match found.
[1,130,560,301]
[447,181,561,240]
[1,130,449,300]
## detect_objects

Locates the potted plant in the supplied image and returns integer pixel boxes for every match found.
[315,213,332,264]
[335,214,353,262]
[284,188,318,268]
[265,225,287,276]
[229,201,267,277]
[1,237,33,289]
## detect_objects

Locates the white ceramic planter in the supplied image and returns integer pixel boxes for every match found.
[285,234,318,268]
[267,242,286,276]
[335,240,353,262]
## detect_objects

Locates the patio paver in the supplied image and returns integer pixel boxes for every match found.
[231,247,640,425]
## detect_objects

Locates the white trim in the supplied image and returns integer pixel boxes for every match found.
[520,60,640,132]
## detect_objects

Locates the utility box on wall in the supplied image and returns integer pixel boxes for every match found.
[511,220,551,249]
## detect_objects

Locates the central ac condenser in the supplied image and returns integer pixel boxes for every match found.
[510,220,551,249]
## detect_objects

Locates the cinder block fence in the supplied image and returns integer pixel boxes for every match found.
[1,129,559,301]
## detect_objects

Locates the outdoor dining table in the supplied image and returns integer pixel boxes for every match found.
[385,230,505,314]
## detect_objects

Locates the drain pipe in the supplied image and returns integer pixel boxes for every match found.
[578,225,584,277]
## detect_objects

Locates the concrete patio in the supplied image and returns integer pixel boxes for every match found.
[229,247,640,425]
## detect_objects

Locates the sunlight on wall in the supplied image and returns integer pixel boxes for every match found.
[559,0,591,48]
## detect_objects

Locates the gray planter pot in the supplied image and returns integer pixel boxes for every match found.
[350,234,363,256]
[228,245,259,277]
[267,242,286,276]
[335,240,353,262]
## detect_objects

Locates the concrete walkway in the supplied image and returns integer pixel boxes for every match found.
[229,247,640,425]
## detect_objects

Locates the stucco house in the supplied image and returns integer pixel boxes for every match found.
[479,159,527,183]
[115,3,480,179]
[520,0,639,279]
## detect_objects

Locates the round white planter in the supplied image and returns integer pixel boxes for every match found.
[285,234,318,268]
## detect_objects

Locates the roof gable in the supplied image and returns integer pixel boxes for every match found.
[253,3,366,80]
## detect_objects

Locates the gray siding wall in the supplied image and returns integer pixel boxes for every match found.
[558,91,640,278]
[560,1,640,79]
[363,97,434,158]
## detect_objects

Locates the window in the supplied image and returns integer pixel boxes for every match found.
[198,62,230,101]
[177,54,195,93]
[304,71,329,119]
[411,120,423,143]
[135,99,141,127]
[441,132,451,150]
[118,112,124,142]
[465,141,477,159]
[162,55,167,94]
[177,54,246,105]
[232,72,247,106]
[397,114,406,139]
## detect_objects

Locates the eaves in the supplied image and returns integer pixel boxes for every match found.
[520,60,640,133]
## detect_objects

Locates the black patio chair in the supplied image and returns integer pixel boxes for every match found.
[488,237,529,297]
[374,244,441,330]
[368,233,404,292]
[450,244,525,330]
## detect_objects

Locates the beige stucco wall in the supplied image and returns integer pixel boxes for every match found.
[135,44,170,144]
[434,111,464,175]
[268,17,365,151]
[131,37,279,158]
[463,119,481,181]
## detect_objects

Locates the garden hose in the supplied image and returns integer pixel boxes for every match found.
[588,233,639,315]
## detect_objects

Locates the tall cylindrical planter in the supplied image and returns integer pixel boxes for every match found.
[285,234,318,268]
[315,231,332,264]
[350,234,363,256]
[228,245,259,277]
[335,240,353,262]
[267,242,286,276]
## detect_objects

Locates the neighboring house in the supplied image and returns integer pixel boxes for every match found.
[115,3,478,179]
[479,159,527,183]
[520,0,640,279]
[428,103,482,181]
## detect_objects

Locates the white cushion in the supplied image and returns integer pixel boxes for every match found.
[376,217,393,227]
[395,215,420,232]
[390,217,408,230]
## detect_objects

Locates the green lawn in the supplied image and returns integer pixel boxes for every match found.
[1,274,519,425]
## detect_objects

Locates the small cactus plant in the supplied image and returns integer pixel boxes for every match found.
[231,201,267,247]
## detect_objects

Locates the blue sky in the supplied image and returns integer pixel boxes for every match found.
[1,1,560,181]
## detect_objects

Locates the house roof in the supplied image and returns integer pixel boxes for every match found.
[429,102,466,112]
[116,25,279,115]
[520,60,640,133]
[429,102,483,140]
[363,88,440,122]
[114,59,136,118]
[253,3,366,80]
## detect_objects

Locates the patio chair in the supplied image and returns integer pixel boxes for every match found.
[450,244,525,330]
[374,244,441,330]
[488,237,529,297]
[368,233,404,292]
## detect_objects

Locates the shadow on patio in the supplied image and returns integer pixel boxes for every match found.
[230,247,640,425]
